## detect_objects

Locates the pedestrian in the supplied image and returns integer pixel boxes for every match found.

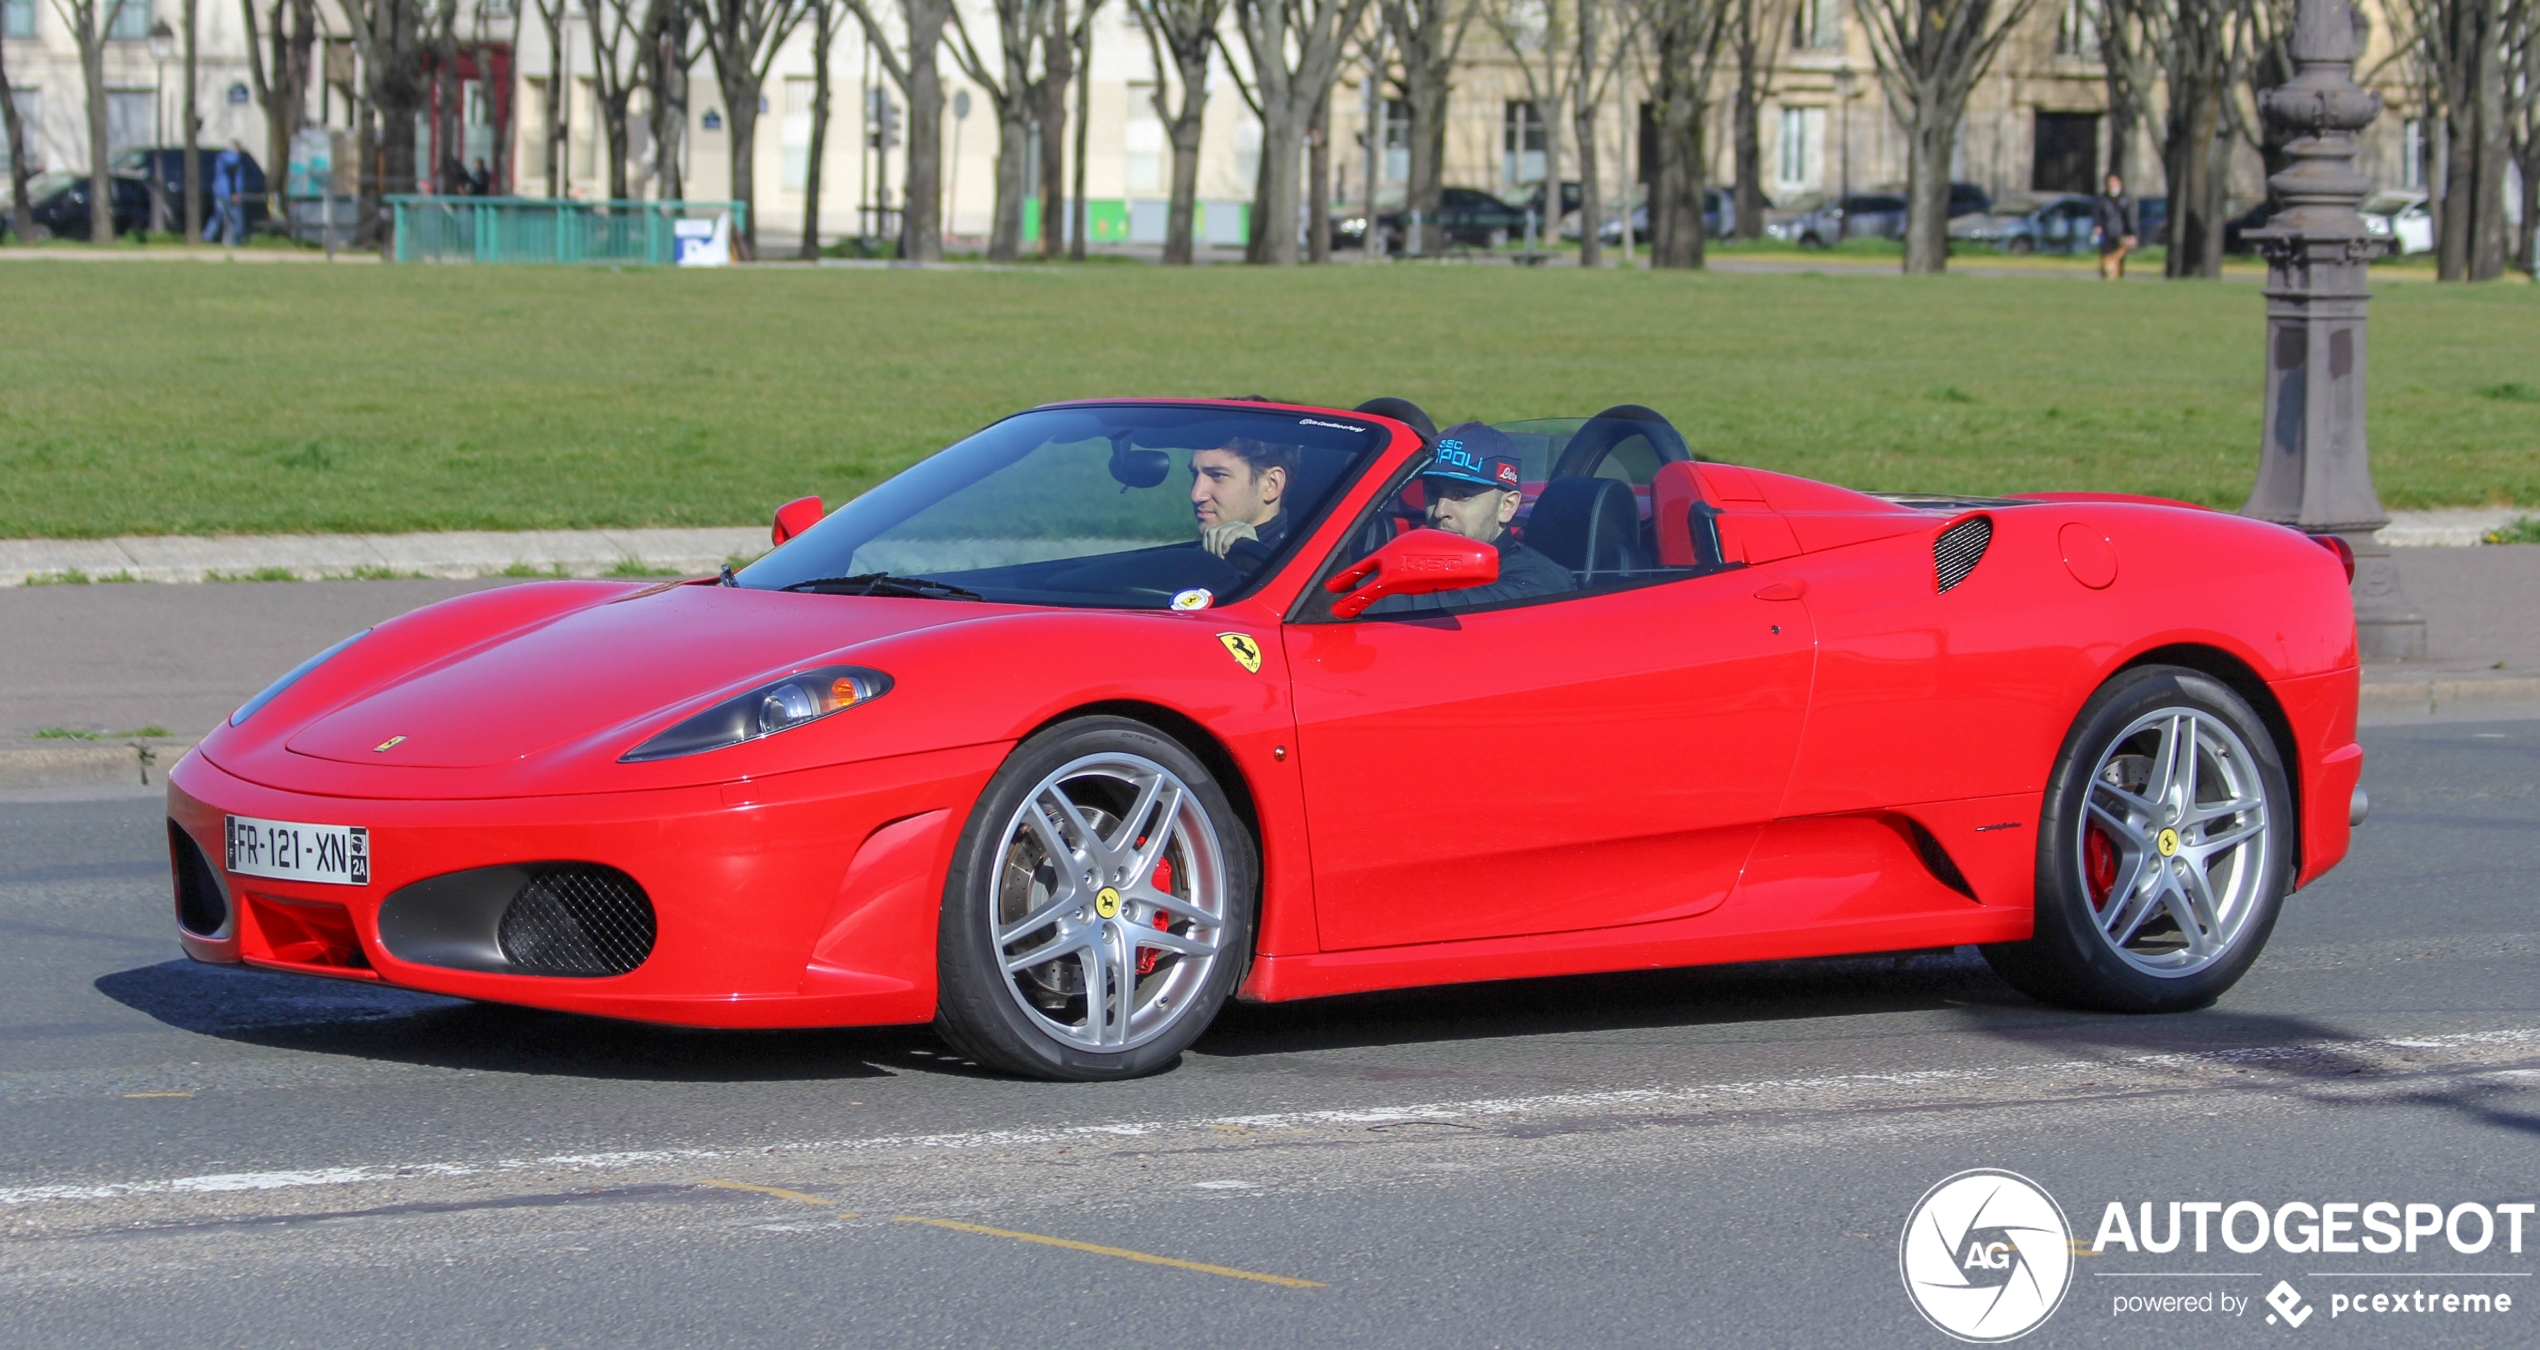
[204,140,247,247]
[2094,172,2137,280]
[467,157,492,197]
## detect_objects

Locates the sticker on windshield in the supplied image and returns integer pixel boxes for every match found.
[1171,588,1214,611]
[1297,418,1366,433]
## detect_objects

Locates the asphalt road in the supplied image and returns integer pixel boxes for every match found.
[0,717,2533,1348]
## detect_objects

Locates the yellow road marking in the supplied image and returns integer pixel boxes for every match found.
[894,1215,1325,1288]
[123,1092,193,1098]
[699,1179,858,1215]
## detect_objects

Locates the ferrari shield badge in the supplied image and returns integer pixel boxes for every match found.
[1217,632,1264,674]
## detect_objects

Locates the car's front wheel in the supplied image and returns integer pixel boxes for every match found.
[934,717,1256,1080]
[1983,665,2291,1013]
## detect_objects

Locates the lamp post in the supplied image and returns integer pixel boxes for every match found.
[148,20,176,238]
[2241,0,2424,660]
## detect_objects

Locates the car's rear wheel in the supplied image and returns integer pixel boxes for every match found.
[934,717,1255,1080]
[2005,236,2034,254]
[1982,665,2290,1013]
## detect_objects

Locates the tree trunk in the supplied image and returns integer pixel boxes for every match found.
[2164,73,2224,278]
[724,87,759,254]
[1037,0,1069,259]
[799,1,834,258]
[1573,0,1601,267]
[898,5,947,261]
[989,107,1030,260]
[1403,54,1447,251]
[1308,81,1331,262]
[82,14,112,243]
[1902,104,1952,273]
[1162,76,1204,263]
[1731,57,1764,239]
[183,0,201,241]
[2467,6,2507,281]
[1253,113,1306,263]
[1068,12,1092,258]
[545,2,566,196]
[1649,13,1712,271]
[0,31,35,242]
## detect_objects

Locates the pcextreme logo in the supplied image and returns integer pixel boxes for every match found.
[1901,1169,2076,1342]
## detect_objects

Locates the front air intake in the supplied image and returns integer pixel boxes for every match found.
[170,821,229,937]
[496,866,657,977]
[1933,515,1994,593]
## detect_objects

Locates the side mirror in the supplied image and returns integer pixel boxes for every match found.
[771,495,824,547]
[1324,528,1498,619]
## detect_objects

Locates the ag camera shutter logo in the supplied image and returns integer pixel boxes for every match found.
[1900,1169,2075,1342]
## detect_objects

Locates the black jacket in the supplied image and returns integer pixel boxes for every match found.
[2093,194,2136,244]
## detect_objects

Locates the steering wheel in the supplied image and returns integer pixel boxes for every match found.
[1549,404,1692,481]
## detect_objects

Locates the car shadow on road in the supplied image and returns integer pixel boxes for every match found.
[92,959,939,1082]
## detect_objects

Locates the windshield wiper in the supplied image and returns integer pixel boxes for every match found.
[780,572,986,601]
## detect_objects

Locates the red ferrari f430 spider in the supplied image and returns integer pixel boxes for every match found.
[167,399,2364,1079]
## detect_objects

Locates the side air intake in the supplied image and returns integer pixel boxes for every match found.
[379,863,655,978]
[170,821,230,937]
[1933,515,1994,593]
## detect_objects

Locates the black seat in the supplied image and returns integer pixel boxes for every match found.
[1524,477,1647,582]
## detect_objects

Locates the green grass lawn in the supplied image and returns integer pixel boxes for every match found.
[0,259,2531,537]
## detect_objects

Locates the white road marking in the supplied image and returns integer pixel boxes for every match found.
[3,1027,2532,1209]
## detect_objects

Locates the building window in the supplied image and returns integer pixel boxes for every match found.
[1777,106,1822,188]
[2,0,34,38]
[2401,118,2425,190]
[781,77,815,191]
[2056,0,2100,58]
[1382,98,1409,182]
[104,0,149,40]
[2032,110,2099,194]
[1502,100,1546,186]
[1791,0,1840,50]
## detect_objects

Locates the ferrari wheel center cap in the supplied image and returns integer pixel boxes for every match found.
[1094,887,1122,919]
[2156,827,2180,858]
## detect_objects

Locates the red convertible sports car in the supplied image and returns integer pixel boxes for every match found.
[167,398,2364,1080]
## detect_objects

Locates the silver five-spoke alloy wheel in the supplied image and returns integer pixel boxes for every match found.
[991,752,1230,1053]
[2078,706,2273,977]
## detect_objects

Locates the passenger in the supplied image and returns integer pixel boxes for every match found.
[1366,423,1575,614]
[1190,436,1299,573]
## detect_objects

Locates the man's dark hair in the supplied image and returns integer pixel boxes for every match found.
[1219,436,1300,483]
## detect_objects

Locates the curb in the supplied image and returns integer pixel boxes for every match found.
[0,740,194,790]
[2,527,767,587]
[2358,674,2540,717]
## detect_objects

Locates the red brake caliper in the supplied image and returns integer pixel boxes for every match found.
[2083,826,2118,910]
[1137,853,1174,975]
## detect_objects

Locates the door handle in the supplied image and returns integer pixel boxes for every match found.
[1752,578,1808,602]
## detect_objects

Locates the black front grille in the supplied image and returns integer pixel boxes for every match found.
[169,821,228,936]
[1934,515,1994,593]
[496,865,656,977]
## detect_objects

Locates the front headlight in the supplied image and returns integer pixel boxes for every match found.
[231,630,370,726]
[620,664,892,762]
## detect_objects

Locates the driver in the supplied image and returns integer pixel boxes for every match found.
[1191,436,1298,573]
[1366,423,1575,614]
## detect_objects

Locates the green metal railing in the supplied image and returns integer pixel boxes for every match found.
[387,197,750,265]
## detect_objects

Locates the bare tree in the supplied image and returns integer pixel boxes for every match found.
[1068,0,1102,257]
[1230,0,1373,264]
[2396,0,2512,279]
[842,0,953,259]
[1572,0,1642,265]
[645,0,695,200]
[1640,0,1728,267]
[1384,0,1482,252]
[53,0,138,241]
[2156,0,2249,278]
[531,0,567,194]
[949,0,1053,261]
[1034,0,1073,258]
[1724,0,1783,237]
[344,0,436,240]
[1,29,35,241]
[587,0,652,199]
[1307,69,1333,258]
[183,0,201,238]
[1851,0,2041,272]
[242,0,320,217]
[797,0,839,257]
[1484,0,1580,238]
[699,0,805,255]
[1126,0,1224,262]
[2087,0,2158,184]
[2509,0,2540,273]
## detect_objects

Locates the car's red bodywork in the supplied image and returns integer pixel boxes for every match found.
[167,400,2361,1026]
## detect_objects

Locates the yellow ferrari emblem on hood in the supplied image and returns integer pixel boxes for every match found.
[374,736,407,753]
[1217,632,1263,674]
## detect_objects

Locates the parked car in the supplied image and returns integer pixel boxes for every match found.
[1372,186,1534,251]
[0,171,152,239]
[1949,194,2098,254]
[2360,190,2434,256]
[2222,202,2277,254]
[1768,193,1908,247]
[109,147,272,231]
[1575,188,1767,244]
[168,396,2364,1080]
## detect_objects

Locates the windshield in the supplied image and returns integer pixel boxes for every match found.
[739,403,1389,609]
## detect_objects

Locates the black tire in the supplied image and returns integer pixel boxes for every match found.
[934,716,1257,1081]
[2005,236,2034,255]
[1797,232,1825,250]
[1982,665,2291,1013]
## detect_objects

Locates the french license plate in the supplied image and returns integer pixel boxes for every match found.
[224,815,370,887]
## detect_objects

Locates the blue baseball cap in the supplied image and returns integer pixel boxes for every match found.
[1422,423,1524,494]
